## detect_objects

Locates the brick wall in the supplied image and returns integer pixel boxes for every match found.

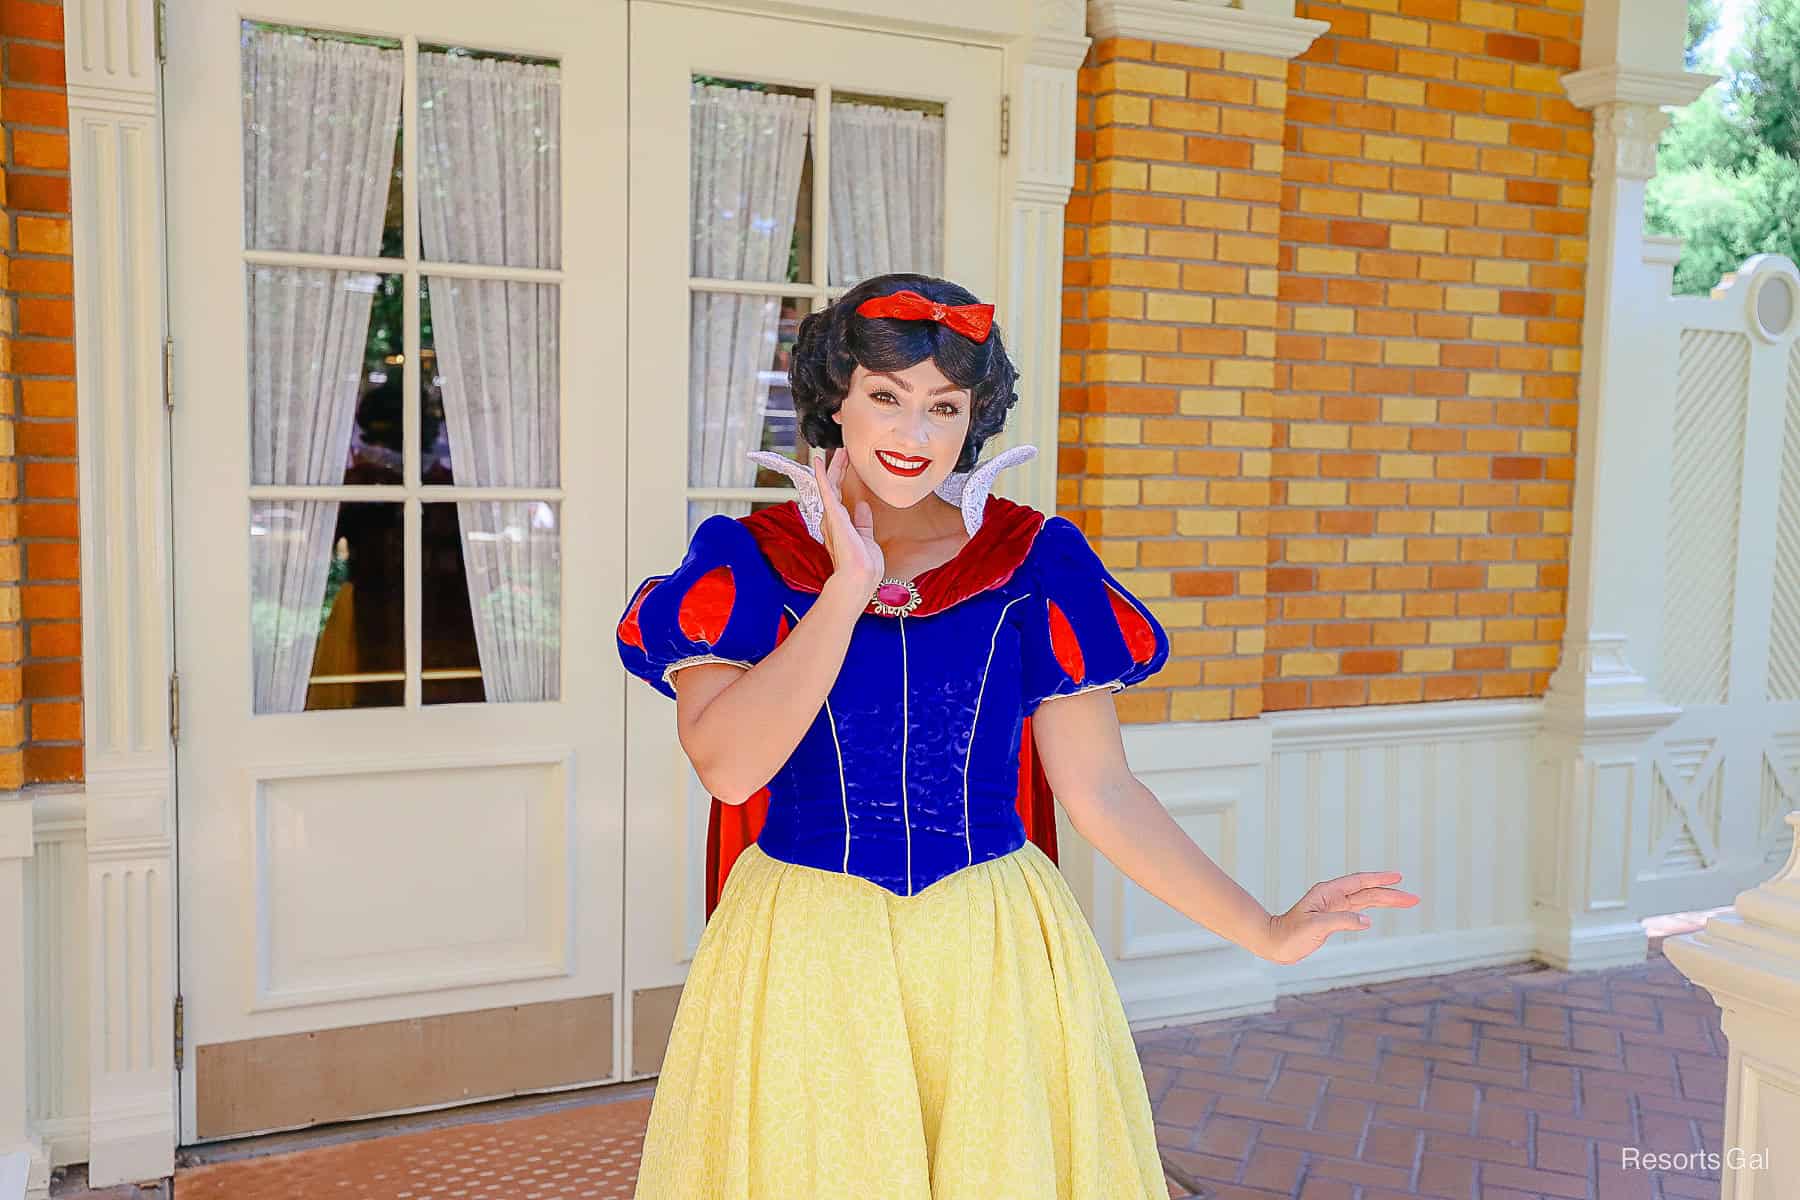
[1063,0,1589,720]
[1,0,79,781]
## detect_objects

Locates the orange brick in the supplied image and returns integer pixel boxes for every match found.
[24,542,78,580]
[24,745,83,783]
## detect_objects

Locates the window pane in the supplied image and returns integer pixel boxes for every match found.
[421,275,559,488]
[827,95,945,286]
[690,79,812,284]
[425,501,561,705]
[689,293,806,491]
[421,502,481,704]
[241,24,403,257]
[250,268,403,487]
[690,498,790,541]
[417,49,561,269]
[252,501,402,713]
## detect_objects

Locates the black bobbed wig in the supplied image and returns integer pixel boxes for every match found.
[788,273,1021,474]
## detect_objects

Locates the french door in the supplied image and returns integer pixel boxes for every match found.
[622,2,1004,1073]
[166,0,626,1140]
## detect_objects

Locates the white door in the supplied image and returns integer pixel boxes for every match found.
[622,2,1004,1075]
[166,0,627,1141]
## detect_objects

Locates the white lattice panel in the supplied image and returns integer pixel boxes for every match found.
[1770,342,1800,700]
[1766,732,1800,865]
[1663,330,1750,706]
[1651,736,1723,874]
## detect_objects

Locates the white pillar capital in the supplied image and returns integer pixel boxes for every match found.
[1562,66,1716,182]
[1086,0,1326,59]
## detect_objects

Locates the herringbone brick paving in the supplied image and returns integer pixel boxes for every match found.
[1138,946,1729,1200]
[54,944,1730,1199]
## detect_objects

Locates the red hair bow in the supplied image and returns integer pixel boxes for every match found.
[855,289,995,343]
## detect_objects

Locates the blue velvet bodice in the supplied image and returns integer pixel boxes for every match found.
[617,507,1169,897]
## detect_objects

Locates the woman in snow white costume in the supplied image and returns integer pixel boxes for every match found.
[616,274,1420,1199]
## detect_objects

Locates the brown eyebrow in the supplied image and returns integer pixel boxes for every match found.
[871,371,967,398]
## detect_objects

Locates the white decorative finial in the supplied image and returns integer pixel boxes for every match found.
[747,443,1039,543]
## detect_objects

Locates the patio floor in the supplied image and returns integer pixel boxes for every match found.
[52,924,1728,1200]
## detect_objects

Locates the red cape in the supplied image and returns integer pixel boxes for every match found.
[703,497,1058,918]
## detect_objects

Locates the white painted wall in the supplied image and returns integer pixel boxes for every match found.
[24,792,85,1170]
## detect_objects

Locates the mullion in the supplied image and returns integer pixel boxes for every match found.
[403,34,422,708]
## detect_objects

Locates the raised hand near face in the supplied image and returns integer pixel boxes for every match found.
[1260,871,1420,965]
[812,447,884,596]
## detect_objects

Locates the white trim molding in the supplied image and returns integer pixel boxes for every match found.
[63,0,176,1188]
[25,790,88,1174]
[2,795,50,1199]
[1086,0,1327,59]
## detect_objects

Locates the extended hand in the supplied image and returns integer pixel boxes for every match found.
[1260,871,1419,965]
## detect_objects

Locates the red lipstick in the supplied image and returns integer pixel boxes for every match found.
[876,449,931,478]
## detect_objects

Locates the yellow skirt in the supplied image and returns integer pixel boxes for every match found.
[632,839,1168,1200]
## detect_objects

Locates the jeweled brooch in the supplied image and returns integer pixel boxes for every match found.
[870,577,922,617]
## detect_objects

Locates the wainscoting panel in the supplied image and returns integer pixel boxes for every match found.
[1090,701,1540,1028]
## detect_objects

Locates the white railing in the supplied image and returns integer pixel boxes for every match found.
[1634,249,1800,919]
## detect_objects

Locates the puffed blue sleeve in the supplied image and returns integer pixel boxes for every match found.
[616,514,789,701]
[1018,516,1171,717]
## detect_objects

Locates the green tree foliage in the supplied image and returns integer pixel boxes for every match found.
[1648,0,1800,293]
[1688,0,1722,67]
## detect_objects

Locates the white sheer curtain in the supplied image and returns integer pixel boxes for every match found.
[417,52,562,703]
[689,84,811,521]
[827,101,944,286]
[244,30,402,714]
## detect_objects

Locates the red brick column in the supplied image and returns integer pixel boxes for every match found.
[1064,38,1293,723]
[1,0,78,781]
[1269,0,1589,710]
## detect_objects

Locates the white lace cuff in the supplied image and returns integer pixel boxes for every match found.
[661,654,756,687]
[1037,680,1127,706]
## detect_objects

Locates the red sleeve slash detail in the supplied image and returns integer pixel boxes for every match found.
[1107,583,1159,664]
[1047,599,1085,683]
[618,579,656,652]
[678,565,736,645]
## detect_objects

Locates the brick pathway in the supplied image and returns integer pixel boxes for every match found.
[1141,948,1729,1200]
[51,945,1729,1199]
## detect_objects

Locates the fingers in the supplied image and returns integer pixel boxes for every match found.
[1342,887,1420,910]
[1312,871,1408,905]
[812,449,845,515]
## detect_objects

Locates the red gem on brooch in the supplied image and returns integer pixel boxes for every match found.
[870,577,922,617]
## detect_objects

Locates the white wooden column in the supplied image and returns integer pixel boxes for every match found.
[998,1,1088,516]
[1533,0,1711,970]
[1,796,47,1198]
[1666,819,1800,1200]
[63,0,176,1186]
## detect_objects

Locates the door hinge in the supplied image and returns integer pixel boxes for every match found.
[1000,93,1011,157]
[155,0,167,65]
[173,994,184,1071]
[168,671,180,745]
[163,336,174,411]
